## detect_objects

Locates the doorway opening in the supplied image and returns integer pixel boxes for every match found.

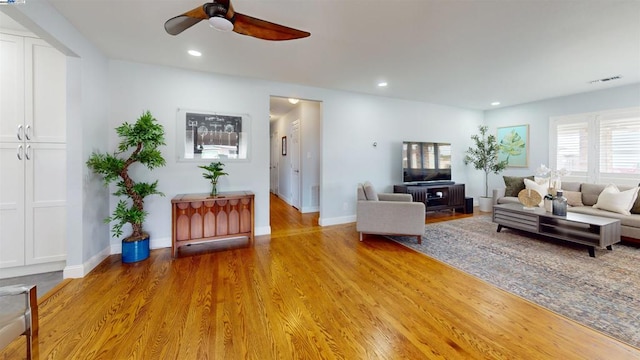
[269,96,322,220]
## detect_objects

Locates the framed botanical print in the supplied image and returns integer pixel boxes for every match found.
[497,124,529,167]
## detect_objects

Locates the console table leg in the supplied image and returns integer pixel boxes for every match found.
[606,245,613,251]
[588,247,596,257]
[496,224,503,233]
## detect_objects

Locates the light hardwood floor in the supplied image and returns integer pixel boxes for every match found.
[2,194,639,359]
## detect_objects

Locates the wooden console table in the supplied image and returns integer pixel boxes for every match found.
[171,191,254,257]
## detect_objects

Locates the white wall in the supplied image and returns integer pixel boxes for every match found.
[484,83,640,192]
[300,101,321,213]
[6,2,111,277]
[108,60,484,247]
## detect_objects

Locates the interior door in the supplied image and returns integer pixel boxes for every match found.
[270,130,279,194]
[290,120,301,209]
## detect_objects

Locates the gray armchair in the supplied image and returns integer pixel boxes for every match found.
[0,285,38,360]
[356,182,426,243]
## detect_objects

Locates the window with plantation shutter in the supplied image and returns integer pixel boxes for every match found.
[599,113,640,175]
[550,107,640,184]
[556,121,589,173]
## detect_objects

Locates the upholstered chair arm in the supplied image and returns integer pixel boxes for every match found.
[493,188,506,205]
[356,200,425,236]
[377,193,413,202]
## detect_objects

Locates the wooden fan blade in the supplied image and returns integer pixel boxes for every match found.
[233,13,310,41]
[164,5,208,35]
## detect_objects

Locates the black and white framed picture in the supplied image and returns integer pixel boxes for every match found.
[281,136,287,156]
[177,109,250,161]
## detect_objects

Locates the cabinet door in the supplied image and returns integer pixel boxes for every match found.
[448,184,465,207]
[24,37,66,143]
[24,143,66,265]
[0,143,26,268]
[0,33,25,143]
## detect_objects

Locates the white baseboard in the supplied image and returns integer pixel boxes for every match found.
[318,215,356,226]
[0,261,66,279]
[63,245,110,279]
[301,206,320,213]
[255,226,270,236]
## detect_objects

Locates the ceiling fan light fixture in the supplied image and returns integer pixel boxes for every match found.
[209,16,234,32]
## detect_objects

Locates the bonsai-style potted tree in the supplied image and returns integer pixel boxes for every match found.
[464,125,508,212]
[199,161,228,196]
[86,111,166,263]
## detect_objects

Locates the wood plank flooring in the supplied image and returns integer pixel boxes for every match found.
[2,194,639,359]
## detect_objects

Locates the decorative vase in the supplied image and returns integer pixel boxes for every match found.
[121,236,150,263]
[553,190,568,216]
[210,181,218,196]
[544,198,553,212]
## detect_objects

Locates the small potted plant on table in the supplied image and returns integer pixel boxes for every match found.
[86,111,166,263]
[199,161,228,196]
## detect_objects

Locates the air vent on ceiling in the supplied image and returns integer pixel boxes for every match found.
[589,75,622,84]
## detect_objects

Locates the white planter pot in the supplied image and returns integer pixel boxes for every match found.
[478,197,493,212]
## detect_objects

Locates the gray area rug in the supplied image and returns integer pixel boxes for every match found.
[389,215,640,348]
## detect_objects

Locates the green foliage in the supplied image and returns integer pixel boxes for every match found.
[499,129,526,162]
[199,161,228,183]
[464,125,508,198]
[199,161,228,196]
[86,110,166,242]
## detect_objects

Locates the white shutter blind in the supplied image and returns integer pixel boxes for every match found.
[556,121,589,172]
[599,113,640,175]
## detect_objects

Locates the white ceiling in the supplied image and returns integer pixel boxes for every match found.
[4,1,640,111]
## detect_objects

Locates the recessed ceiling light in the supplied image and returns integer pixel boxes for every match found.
[288,98,299,105]
[378,82,388,87]
[188,50,202,57]
[491,101,501,106]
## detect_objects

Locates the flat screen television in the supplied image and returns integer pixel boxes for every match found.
[402,141,452,183]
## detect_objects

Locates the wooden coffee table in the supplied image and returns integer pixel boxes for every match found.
[492,203,621,257]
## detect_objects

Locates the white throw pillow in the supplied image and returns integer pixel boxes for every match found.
[592,184,640,215]
[524,178,549,207]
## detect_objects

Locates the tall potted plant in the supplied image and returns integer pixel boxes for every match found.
[86,111,166,263]
[464,125,508,212]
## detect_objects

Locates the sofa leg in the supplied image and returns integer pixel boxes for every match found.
[359,232,363,241]
[417,235,422,244]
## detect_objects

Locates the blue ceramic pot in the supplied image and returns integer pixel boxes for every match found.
[122,237,150,263]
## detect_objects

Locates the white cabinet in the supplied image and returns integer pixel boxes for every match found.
[0,32,67,276]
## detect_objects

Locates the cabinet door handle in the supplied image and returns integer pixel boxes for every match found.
[17,125,23,140]
[25,125,31,140]
[17,145,23,160]
[25,144,31,160]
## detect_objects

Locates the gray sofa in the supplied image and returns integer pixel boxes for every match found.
[356,182,426,243]
[493,180,640,242]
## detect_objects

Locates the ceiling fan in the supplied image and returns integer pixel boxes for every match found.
[164,0,310,41]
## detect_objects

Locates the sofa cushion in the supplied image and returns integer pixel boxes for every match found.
[524,178,548,207]
[592,184,639,215]
[564,190,584,207]
[568,206,640,228]
[581,183,607,206]
[632,188,640,214]
[363,181,379,201]
[561,181,581,192]
[503,176,533,197]
[357,184,367,201]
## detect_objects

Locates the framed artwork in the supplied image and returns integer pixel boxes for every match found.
[176,108,250,161]
[281,136,287,156]
[497,124,529,167]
